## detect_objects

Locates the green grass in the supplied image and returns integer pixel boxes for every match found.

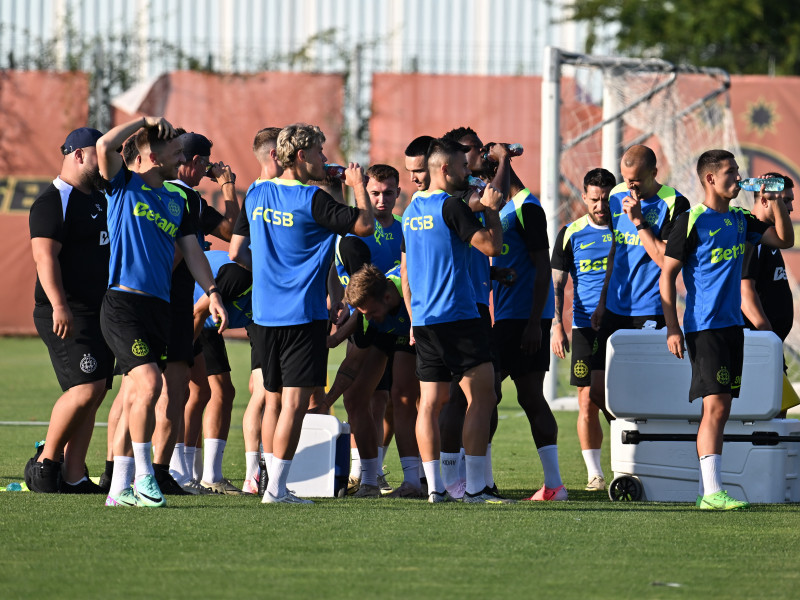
[1,336,799,599]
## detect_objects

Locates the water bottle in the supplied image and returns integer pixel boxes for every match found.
[324,164,347,182]
[482,143,524,162]
[6,482,22,491]
[467,176,487,196]
[738,177,784,192]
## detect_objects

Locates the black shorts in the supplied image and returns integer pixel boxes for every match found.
[493,319,552,380]
[685,326,744,401]
[34,313,115,392]
[200,328,231,376]
[165,297,195,366]
[413,318,492,383]
[250,321,328,392]
[245,323,261,371]
[595,310,666,369]
[570,326,600,387]
[100,289,170,374]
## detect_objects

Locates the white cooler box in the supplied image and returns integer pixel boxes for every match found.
[286,414,351,498]
[605,329,800,503]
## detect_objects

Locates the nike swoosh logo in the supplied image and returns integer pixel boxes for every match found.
[772,249,778,255]
[613,212,624,217]
[91,214,99,219]
[709,228,721,236]
[141,184,151,191]
[580,241,596,249]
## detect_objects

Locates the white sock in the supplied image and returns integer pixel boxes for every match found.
[109,456,135,496]
[183,446,196,480]
[484,444,494,488]
[422,460,444,495]
[699,454,722,496]
[266,458,292,498]
[459,447,466,481]
[203,438,226,483]
[132,441,154,480]
[169,443,187,483]
[465,454,487,495]
[245,451,260,480]
[377,446,386,476]
[193,447,203,481]
[582,449,604,479]
[349,448,361,478]
[399,456,421,488]
[263,452,274,471]
[360,457,378,487]
[441,452,462,493]
[537,445,563,489]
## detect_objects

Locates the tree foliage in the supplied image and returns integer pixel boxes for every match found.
[566,0,800,75]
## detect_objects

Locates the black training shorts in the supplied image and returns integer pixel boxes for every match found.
[250,321,328,392]
[100,289,170,374]
[492,319,552,380]
[685,325,744,401]
[34,313,114,392]
[413,318,492,383]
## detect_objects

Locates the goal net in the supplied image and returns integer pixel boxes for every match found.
[540,47,745,231]
[540,47,800,390]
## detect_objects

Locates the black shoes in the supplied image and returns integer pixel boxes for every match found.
[153,463,190,495]
[26,457,61,493]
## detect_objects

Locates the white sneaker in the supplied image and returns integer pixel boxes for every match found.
[428,490,456,503]
[262,490,314,504]
[585,475,606,491]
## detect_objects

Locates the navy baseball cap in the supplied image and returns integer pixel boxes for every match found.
[178,132,212,158]
[61,127,103,155]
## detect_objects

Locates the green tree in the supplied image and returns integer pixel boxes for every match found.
[566,0,800,75]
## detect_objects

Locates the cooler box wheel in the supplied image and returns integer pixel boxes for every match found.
[608,475,643,502]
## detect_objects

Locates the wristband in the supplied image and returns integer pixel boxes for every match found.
[206,287,221,297]
[636,221,650,231]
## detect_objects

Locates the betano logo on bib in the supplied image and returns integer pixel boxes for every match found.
[711,242,746,264]
[579,257,607,272]
[133,202,179,238]
[614,229,641,246]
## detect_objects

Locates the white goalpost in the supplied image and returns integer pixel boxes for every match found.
[540,46,745,401]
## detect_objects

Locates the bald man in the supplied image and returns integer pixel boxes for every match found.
[591,145,690,410]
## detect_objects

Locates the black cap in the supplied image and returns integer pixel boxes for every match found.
[61,127,103,155]
[178,132,212,159]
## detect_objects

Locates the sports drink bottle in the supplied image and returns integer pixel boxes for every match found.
[738,177,784,192]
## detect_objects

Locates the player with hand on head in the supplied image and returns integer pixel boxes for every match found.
[97,116,227,508]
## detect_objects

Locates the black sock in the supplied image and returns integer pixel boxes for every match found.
[104,460,114,477]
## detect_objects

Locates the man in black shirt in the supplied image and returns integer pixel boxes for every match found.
[26,127,114,494]
[741,173,795,344]
[741,173,795,414]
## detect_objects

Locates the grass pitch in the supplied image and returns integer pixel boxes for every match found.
[1,336,799,599]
